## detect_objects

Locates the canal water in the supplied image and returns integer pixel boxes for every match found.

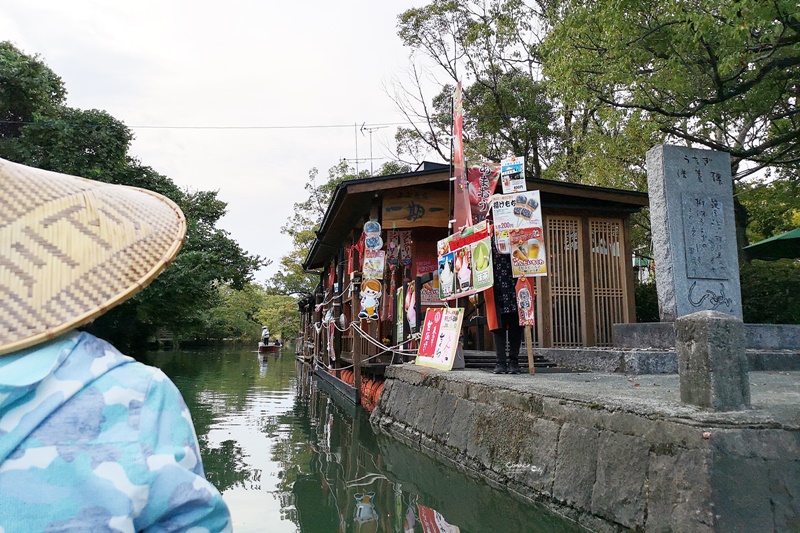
[143,346,582,533]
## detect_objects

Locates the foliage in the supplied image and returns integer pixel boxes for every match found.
[0,42,266,352]
[740,259,800,324]
[269,161,369,298]
[542,0,800,177]
[634,281,660,323]
[0,42,65,138]
[253,293,302,342]
[737,170,800,245]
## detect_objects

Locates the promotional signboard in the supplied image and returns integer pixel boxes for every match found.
[466,163,501,225]
[415,307,464,370]
[436,221,493,301]
[500,156,525,194]
[490,191,547,276]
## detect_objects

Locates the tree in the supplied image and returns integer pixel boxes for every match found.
[270,161,369,298]
[0,41,65,139]
[392,0,663,190]
[542,0,800,178]
[0,42,266,351]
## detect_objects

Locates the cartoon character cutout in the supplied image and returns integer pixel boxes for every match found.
[359,278,382,321]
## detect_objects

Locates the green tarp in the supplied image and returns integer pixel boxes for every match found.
[743,227,800,261]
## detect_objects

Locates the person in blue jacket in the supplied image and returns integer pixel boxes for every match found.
[0,158,231,532]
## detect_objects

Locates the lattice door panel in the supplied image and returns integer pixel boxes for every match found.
[590,219,628,346]
[546,217,584,347]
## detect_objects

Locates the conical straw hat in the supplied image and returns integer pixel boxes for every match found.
[0,158,186,356]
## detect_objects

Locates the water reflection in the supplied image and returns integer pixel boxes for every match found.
[144,347,580,533]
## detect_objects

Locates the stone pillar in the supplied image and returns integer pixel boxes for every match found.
[646,145,742,321]
[677,310,750,411]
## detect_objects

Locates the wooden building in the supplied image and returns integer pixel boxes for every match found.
[300,162,648,388]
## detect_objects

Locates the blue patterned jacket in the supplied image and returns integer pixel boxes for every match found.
[0,332,231,532]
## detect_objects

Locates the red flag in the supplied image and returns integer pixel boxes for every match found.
[452,82,470,231]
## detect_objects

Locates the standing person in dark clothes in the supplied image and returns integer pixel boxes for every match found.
[483,237,524,374]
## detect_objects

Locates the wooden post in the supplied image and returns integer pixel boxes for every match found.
[525,325,535,375]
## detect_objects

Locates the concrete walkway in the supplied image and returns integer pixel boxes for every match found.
[452,367,800,429]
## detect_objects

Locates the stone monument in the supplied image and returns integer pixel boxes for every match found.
[646,145,742,321]
[648,145,750,409]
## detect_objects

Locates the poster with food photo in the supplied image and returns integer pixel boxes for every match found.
[509,227,547,277]
[470,237,493,291]
[490,190,543,254]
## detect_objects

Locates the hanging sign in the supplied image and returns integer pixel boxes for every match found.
[467,162,501,225]
[416,307,465,370]
[396,285,404,341]
[500,156,525,194]
[509,227,547,277]
[358,278,383,321]
[362,249,385,280]
[516,276,536,326]
[436,221,493,301]
[490,190,544,255]
[417,257,443,306]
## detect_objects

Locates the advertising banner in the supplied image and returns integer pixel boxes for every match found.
[436,221,493,301]
[452,82,470,231]
[500,155,525,194]
[510,227,547,277]
[490,190,544,255]
[362,249,386,280]
[416,307,465,371]
[466,162,501,225]
[416,257,443,306]
[516,276,536,326]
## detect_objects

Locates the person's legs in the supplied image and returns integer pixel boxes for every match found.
[492,329,507,374]
[507,323,523,374]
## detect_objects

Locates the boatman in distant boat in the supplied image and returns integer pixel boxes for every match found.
[262,326,271,344]
[0,158,231,531]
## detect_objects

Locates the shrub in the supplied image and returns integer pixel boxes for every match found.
[740,259,800,324]
[634,281,660,323]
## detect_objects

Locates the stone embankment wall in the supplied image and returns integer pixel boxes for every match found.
[371,365,800,532]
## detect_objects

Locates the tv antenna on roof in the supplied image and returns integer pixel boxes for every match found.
[360,123,386,176]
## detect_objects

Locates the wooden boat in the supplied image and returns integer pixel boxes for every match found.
[258,341,281,353]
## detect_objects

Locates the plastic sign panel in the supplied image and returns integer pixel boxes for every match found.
[500,156,525,194]
[436,221,493,301]
[516,276,536,326]
[510,226,547,277]
[491,190,545,259]
[416,307,465,370]
[467,163,501,225]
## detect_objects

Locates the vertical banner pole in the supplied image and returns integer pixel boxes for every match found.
[525,325,535,375]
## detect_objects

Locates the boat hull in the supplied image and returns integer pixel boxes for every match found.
[258,342,281,353]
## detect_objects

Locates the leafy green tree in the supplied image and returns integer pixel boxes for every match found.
[0,41,65,139]
[542,0,800,177]
[0,42,266,351]
[392,0,663,190]
[270,161,368,298]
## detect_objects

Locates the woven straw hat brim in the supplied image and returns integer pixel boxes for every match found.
[0,158,186,356]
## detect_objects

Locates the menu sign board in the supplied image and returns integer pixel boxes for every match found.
[416,307,465,371]
[436,221,493,301]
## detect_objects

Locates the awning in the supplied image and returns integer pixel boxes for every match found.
[743,227,800,261]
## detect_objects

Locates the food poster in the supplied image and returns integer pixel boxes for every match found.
[416,307,465,371]
[436,221,492,300]
[510,226,547,277]
[491,190,543,254]
[416,257,442,306]
[438,252,455,300]
[471,237,493,291]
[516,276,536,326]
[467,162,501,225]
[501,155,526,194]
[404,280,417,332]
[396,285,404,341]
[362,249,385,280]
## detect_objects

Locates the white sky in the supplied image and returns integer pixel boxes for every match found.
[2,0,438,283]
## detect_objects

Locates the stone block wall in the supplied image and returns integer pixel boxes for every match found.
[372,366,800,532]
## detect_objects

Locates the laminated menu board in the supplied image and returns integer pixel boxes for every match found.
[436,221,494,301]
[415,307,464,370]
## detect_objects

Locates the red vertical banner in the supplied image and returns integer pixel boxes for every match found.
[452,81,470,232]
[467,162,500,224]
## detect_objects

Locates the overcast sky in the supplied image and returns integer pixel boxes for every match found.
[3,0,439,283]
